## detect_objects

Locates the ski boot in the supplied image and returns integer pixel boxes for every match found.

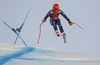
[55,30,60,37]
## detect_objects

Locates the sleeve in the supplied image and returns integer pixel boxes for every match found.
[60,10,71,22]
[44,10,51,20]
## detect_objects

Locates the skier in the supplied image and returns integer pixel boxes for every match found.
[42,3,73,37]
[12,26,22,33]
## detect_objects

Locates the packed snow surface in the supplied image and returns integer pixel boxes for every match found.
[0,43,100,65]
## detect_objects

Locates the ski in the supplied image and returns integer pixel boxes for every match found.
[62,34,66,43]
[14,32,20,45]
[20,9,30,29]
[3,21,27,46]
[14,9,30,45]
[3,9,30,46]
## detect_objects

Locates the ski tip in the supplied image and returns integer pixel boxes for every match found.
[64,41,66,43]
[3,21,5,23]
[25,44,27,46]
[28,9,30,12]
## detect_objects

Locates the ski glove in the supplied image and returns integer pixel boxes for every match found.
[42,19,46,23]
[69,22,73,26]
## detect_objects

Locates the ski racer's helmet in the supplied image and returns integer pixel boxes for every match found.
[53,4,59,9]
[17,28,20,30]
[53,4,59,11]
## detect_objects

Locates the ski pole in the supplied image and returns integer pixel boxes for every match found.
[37,23,43,44]
[73,22,83,30]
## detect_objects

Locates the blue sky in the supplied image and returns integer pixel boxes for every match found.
[0,0,100,56]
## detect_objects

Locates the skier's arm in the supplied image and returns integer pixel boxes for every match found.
[42,11,51,23]
[60,10,73,26]
[60,10,71,22]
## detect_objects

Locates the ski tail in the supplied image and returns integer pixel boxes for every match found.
[3,21,17,34]
[18,35,27,46]
[20,9,30,29]
[14,32,20,45]
[3,21,12,30]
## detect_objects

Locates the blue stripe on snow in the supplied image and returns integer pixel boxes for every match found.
[0,47,35,65]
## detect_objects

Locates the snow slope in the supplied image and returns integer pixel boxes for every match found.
[0,43,100,65]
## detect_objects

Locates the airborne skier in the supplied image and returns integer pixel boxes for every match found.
[12,26,22,33]
[42,4,73,38]
[3,9,30,46]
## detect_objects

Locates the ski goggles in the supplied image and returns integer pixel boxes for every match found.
[53,8,59,11]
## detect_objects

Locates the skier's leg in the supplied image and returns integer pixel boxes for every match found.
[16,28,21,33]
[57,18,65,36]
[50,19,57,30]
[12,28,17,33]
[50,19,60,37]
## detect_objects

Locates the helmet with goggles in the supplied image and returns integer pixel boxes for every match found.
[53,4,59,11]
